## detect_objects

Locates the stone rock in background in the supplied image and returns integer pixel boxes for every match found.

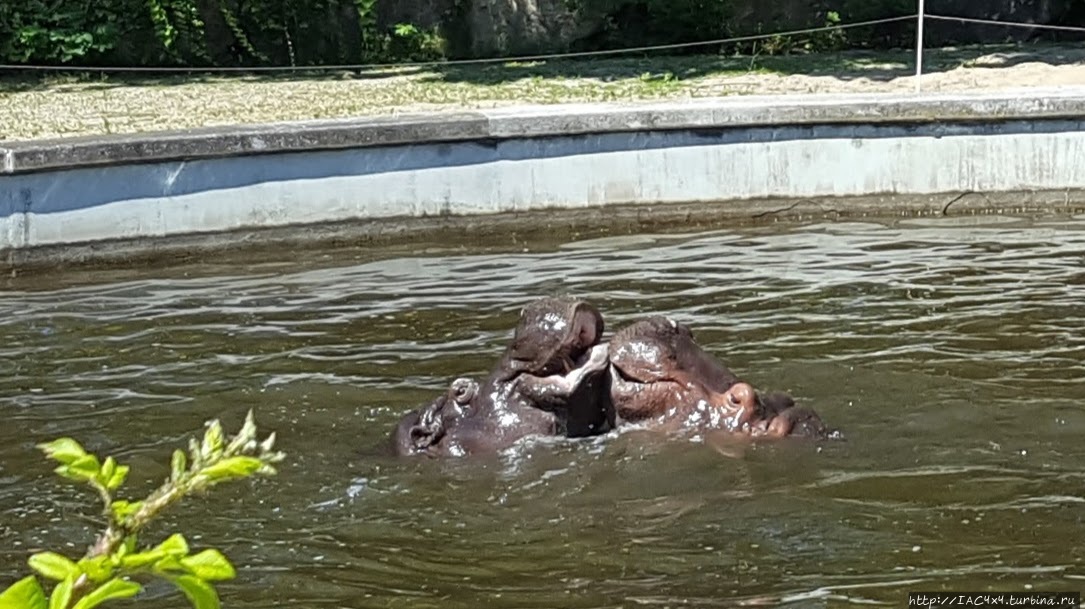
[373,0,1083,59]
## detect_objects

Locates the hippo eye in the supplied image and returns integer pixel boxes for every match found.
[611,363,642,384]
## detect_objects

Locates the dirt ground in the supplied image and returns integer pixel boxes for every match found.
[717,46,1085,94]
[2,44,1084,142]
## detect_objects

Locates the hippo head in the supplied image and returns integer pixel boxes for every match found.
[608,316,830,438]
[722,384,831,439]
[392,377,479,456]
[498,296,605,380]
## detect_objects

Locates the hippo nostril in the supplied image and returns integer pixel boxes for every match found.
[728,392,741,406]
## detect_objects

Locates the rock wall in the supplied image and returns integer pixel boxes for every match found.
[465,0,587,56]
[376,0,1081,58]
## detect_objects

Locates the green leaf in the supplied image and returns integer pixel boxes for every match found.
[170,449,187,482]
[105,465,129,491]
[179,550,235,581]
[199,456,264,482]
[66,455,102,480]
[166,575,219,609]
[47,576,74,609]
[151,556,186,575]
[75,557,114,584]
[27,552,79,582]
[0,575,47,609]
[110,500,143,523]
[36,439,88,466]
[53,465,88,483]
[98,457,116,487]
[71,578,141,609]
[155,533,190,557]
[49,448,105,483]
[228,411,257,453]
[201,421,224,459]
[118,549,165,570]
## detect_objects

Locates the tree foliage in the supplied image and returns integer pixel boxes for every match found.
[1,0,1082,68]
[0,0,444,66]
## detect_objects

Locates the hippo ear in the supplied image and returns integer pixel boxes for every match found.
[450,378,478,404]
[571,303,604,346]
[674,318,694,340]
[503,296,598,376]
[655,315,693,341]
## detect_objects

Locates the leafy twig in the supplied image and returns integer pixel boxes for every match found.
[0,410,284,609]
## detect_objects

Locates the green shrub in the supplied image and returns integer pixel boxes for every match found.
[384,23,446,63]
[0,0,451,67]
[0,0,128,63]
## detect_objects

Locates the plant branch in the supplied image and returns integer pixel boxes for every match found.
[27,410,284,609]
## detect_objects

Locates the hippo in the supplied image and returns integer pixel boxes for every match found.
[392,296,615,457]
[607,316,833,438]
[391,377,479,456]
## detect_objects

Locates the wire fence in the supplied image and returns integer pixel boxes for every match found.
[2,11,1085,79]
[0,15,917,73]
[2,1,1085,141]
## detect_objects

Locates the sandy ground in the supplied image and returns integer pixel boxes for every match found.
[2,45,1085,142]
[712,50,1085,95]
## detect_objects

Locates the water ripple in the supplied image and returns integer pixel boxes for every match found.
[2,214,1085,607]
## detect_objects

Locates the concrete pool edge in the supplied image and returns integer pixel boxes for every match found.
[4,87,1085,270]
[7,191,1084,271]
[6,87,1085,174]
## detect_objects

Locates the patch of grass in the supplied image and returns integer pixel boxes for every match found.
[1,43,1082,141]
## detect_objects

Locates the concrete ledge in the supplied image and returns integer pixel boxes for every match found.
[4,87,1085,174]
[0,112,491,175]
[8,191,1083,272]
[5,88,1085,270]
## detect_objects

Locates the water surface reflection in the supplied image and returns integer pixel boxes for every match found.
[1,214,1084,608]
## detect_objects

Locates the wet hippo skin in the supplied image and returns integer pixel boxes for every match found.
[391,377,479,456]
[392,296,615,457]
[607,316,832,438]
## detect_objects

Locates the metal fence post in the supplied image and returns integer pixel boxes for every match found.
[915,0,926,92]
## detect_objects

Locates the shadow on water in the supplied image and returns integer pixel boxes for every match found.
[2,212,1085,607]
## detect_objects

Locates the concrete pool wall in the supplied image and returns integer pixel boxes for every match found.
[3,87,1085,267]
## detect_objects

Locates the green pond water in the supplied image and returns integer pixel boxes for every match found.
[1,213,1084,608]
